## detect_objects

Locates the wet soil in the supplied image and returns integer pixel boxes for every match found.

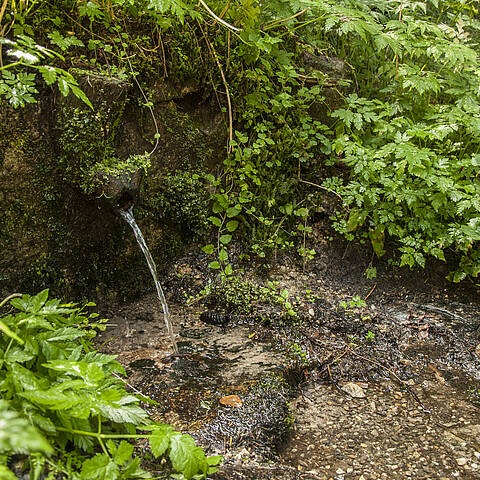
[97,225,480,480]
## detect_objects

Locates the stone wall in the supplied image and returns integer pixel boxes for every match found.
[0,74,226,300]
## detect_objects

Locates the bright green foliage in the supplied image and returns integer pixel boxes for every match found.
[0,35,92,108]
[0,291,221,479]
[1,0,479,280]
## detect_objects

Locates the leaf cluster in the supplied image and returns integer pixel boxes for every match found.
[0,290,221,479]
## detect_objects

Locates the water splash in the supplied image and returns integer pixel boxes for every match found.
[119,207,178,353]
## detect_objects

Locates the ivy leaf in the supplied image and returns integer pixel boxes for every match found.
[226,205,242,218]
[201,244,214,254]
[226,220,239,232]
[208,261,220,269]
[208,216,222,227]
[219,249,228,261]
[220,235,232,245]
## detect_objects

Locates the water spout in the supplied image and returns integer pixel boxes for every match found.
[119,207,178,353]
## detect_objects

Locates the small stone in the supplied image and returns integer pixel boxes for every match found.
[308,308,315,316]
[456,458,468,466]
[341,382,366,398]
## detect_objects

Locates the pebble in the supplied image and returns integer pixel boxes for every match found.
[341,382,366,398]
[456,458,468,466]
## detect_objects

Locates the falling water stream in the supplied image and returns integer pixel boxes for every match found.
[119,207,178,353]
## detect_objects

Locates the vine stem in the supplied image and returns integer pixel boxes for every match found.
[0,61,21,71]
[0,293,22,308]
[197,0,242,32]
[201,25,234,153]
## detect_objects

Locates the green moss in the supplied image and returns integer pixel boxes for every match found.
[205,276,262,314]
[141,170,212,239]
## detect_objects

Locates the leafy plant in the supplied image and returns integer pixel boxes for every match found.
[0,290,221,479]
[0,35,92,108]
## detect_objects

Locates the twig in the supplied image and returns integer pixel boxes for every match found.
[197,0,242,32]
[0,0,9,31]
[263,8,310,30]
[219,0,232,19]
[364,284,376,301]
[349,350,430,413]
[112,372,149,399]
[298,178,343,200]
[203,31,233,152]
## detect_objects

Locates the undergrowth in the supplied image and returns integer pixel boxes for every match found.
[0,291,221,479]
[1,0,479,282]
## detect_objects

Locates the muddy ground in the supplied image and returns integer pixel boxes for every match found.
[96,226,480,480]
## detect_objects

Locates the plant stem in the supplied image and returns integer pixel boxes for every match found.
[56,426,151,440]
[0,293,22,308]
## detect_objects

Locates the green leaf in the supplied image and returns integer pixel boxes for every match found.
[226,220,239,232]
[11,363,41,391]
[201,244,215,255]
[5,346,33,363]
[294,207,308,217]
[208,261,220,269]
[147,423,175,457]
[226,205,242,218]
[57,77,69,97]
[169,433,207,480]
[81,453,119,480]
[32,289,49,312]
[218,249,228,261]
[0,466,17,480]
[38,66,57,85]
[70,83,93,109]
[43,360,105,387]
[368,226,386,257]
[0,400,53,455]
[97,393,149,425]
[220,235,232,245]
[208,216,222,227]
[113,440,134,466]
[346,209,366,232]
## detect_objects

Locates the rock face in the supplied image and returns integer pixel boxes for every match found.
[0,74,226,300]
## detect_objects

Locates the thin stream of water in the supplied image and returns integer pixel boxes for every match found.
[119,207,178,353]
